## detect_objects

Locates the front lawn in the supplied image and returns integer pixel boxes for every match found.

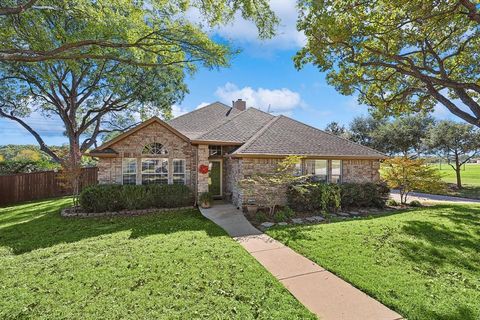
[0,198,314,319]
[267,205,480,320]
[429,163,480,199]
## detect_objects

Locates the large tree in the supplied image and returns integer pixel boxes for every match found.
[0,0,277,63]
[0,0,277,199]
[425,120,480,188]
[348,115,386,149]
[324,121,349,138]
[295,0,480,127]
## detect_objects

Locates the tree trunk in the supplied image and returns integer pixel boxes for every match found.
[66,136,83,206]
[454,153,462,189]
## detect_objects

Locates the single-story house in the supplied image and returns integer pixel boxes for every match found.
[89,100,387,207]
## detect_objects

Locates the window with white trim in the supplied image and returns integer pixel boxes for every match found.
[305,159,328,182]
[173,159,186,184]
[331,160,342,183]
[122,158,137,185]
[141,158,168,184]
[209,145,222,156]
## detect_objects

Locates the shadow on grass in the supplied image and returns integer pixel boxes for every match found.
[0,199,225,255]
[397,204,480,272]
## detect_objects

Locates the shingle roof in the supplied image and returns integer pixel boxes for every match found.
[232,115,386,158]
[168,102,241,139]
[197,108,275,143]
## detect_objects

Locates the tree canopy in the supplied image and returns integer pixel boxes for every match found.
[295,0,480,127]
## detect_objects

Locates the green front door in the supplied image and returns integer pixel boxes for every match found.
[208,161,222,198]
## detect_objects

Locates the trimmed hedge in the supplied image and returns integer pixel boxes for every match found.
[287,182,389,212]
[79,184,194,213]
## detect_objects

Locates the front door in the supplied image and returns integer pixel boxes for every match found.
[208,160,222,198]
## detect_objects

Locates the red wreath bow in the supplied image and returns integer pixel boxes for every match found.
[199,164,209,174]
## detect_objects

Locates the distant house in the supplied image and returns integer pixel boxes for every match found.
[88,100,386,207]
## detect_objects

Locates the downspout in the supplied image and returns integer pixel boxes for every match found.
[194,144,198,206]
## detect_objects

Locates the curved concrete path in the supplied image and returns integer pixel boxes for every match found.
[390,190,480,204]
[200,202,403,320]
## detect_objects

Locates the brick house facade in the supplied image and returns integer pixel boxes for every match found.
[89,102,386,208]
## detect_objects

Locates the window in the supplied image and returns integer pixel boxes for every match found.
[122,158,137,185]
[141,158,168,184]
[293,161,302,176]
[142,142,167,155]
[209,145,222,156]
[173,159,186,184]
[305,159,328,182]
[331,160,342,183]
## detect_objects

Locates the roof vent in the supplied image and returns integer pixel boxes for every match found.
[232,99,246,111]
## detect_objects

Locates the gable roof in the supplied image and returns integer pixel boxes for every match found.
[232,115,387,159]
[196,108,275,143]
[168,102,241,139]
[89,117,189,155]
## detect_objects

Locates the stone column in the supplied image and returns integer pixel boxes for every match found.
[197,144,209,196]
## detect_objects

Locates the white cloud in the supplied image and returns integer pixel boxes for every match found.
[215,82,303,114]
[186,0,305,51]
[195,102,210,110]
[170,104,189,118]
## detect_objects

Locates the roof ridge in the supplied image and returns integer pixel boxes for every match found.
[233,115,281,154]
[167,101,230,123]
[278,115,386,157]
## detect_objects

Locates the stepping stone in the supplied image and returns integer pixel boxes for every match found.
[292,218,304,224]
[337,212,350,217]
[349,211,361,216]
[278,222,288,226]
[260,222,275,228]
[306,216,325,222]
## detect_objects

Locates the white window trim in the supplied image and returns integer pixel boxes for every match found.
[122,158,137,185]
[172,159,186,184]
[141,158,169,184]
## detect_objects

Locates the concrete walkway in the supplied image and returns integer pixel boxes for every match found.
[390,190,480,204]
[200,202,403,320]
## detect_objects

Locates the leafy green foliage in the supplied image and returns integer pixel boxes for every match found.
[273,206,294,222]
[268,204,480,320]
[340,182,390,208]
[287,182,389,212]
[425,120,480,188]
[0,198,314,319]
[386,199,399,207]
[382,157,445,204]
[79,184,194,212]
[199,192,213,204]
[295,0,480,127]
[409,200,422,207]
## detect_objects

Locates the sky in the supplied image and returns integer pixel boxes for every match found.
[0,0,455,146]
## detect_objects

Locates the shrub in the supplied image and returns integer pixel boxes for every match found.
[199,192,213,206]
[79,184,193,213]
[273,206,295,222]
[287,183,341,212]
[255,211,268,222]
[386,199,399,206]
[287,182,389,212]
[409,200,422,207]
[340,182,390,208]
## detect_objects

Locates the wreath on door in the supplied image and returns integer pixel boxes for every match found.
[199,164,209,174]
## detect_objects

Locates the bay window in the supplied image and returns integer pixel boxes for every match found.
[141,158,168,184]
[173,159,186,184]
[122,158,137,185]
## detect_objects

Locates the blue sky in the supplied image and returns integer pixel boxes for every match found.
[0,0,454,146]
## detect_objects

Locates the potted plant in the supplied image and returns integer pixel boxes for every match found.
[245,198,258,215]
[199,192,213,208]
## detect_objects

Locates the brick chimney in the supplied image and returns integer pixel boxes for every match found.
[233,99,246,111]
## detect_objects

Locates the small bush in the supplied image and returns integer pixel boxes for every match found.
[409,200,422,207]
[79,184,194,213]
[274,206,294,222]
[255,211,268,222]
[386,199,399,206]
[287,182,389,212]
[199,192,213,204]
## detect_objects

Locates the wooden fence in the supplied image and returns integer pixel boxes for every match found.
[0,167,98,206]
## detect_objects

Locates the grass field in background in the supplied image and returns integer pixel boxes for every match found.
[430,163,480,186]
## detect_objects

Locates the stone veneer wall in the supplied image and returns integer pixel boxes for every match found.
[97,122,196,190]
[227,158,381,208]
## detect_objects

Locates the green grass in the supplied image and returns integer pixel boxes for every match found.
[0,198,314,320]
[431,163,480,186]
[267,205,480,320]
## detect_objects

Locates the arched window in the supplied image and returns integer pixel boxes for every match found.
[142,142,167,155]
